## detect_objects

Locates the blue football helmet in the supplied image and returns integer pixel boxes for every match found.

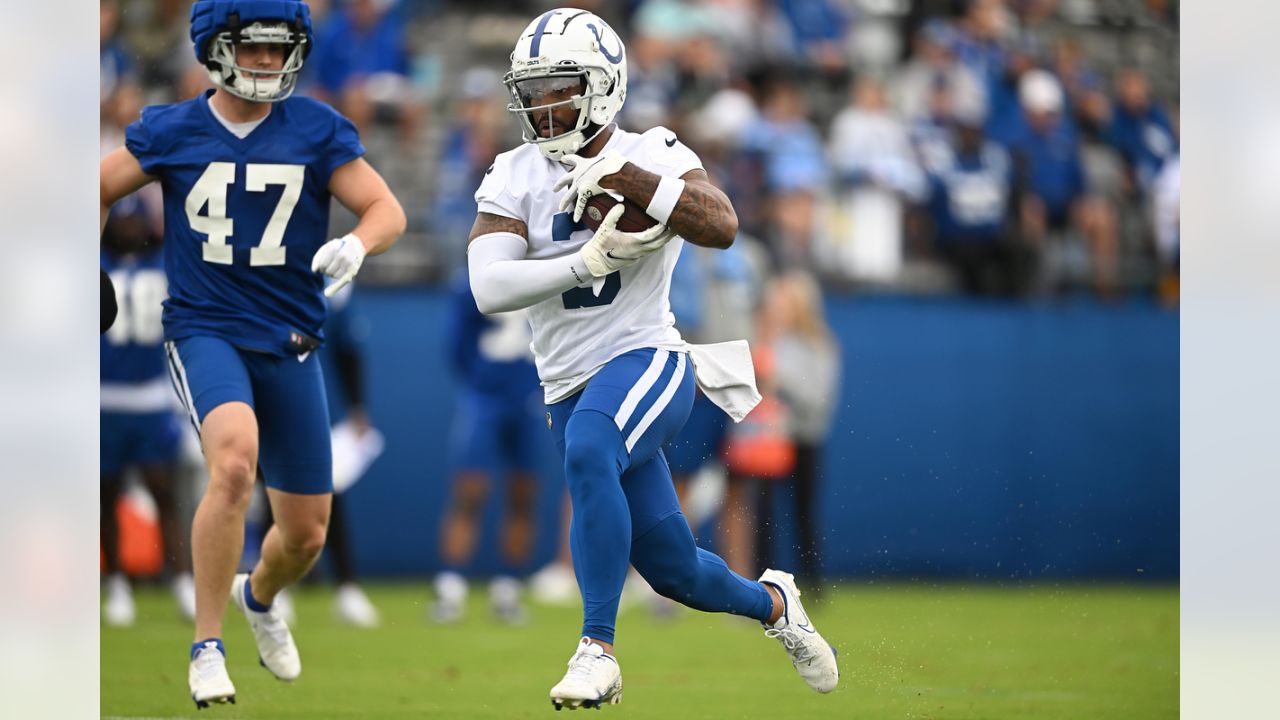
[190,0,313,103]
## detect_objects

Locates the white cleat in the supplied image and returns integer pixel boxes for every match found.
[189,640,236,709]
[489,576,527,625]
[173,573,197,623]
[431,571,467,624]
[230,574,301,681]
[334,583,381,628]
[529,562,578,606]
[549,637,623,711]
[759,569,839,694]
[103,574,136,627]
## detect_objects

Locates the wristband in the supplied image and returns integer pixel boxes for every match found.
[645,176,685,225]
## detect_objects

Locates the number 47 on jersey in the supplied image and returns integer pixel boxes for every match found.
[186,162,304,267]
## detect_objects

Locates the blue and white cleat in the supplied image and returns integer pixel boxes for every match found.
[188,640,236,709]
[759,569,840,693]
[549,637,623,711]
[230,573,301,681]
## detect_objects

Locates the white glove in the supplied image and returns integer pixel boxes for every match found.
[553,151,630,223]
[578,204,676,283]
[311,233,367,297]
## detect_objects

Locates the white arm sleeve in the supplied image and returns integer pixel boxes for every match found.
[467,232,594,314]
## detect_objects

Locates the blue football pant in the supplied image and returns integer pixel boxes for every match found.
[548,348,773,644]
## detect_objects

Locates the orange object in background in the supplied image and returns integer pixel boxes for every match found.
[723,347,795,480]
[723,393,796,479]
[101,488,164,577]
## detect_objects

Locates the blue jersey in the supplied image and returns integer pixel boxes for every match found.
[125,89,364,355]
[446,272,540,400]
[927,142,1013,242]
[1010,119,1085,219]
[101,249,169,385]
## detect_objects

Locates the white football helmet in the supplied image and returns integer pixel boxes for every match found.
[504,9,628,161]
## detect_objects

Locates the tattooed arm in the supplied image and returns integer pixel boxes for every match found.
[600,167,738,249]
[466,212,595,314]
[468,211,529,244]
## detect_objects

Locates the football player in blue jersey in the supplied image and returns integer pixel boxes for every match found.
[433,271,544,625]
[98,0,404,708]
[100,196,195,628]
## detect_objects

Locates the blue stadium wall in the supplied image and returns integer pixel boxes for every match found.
[331,289,1178,581]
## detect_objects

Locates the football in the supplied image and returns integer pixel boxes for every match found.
[581,193,659,233]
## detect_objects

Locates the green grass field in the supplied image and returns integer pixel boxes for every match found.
[102,582,1177,719]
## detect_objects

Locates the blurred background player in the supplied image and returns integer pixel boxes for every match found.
[101,195,196,627]
[98,0,404,707]
[433,271,543,625]
[320,282,384,627]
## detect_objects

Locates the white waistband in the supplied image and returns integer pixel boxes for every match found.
[100,378,176,413]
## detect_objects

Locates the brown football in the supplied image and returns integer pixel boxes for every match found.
[581,193,659,233]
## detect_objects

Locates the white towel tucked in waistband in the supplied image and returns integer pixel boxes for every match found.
[684,340,761,423]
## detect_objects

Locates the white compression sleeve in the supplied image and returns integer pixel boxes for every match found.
[467,232,594,314]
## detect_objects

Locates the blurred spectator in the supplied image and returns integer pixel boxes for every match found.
[953,0,1012,87]
[984,31,1045,147]
[1150,116,1179,305]
[778,0,851,76]
[1011,69,1118,296]
[673,23,734,116]
[721,346,792,579]
[664,236,763,587]
[827,75,925,282]
[308,0,421,139]
[101,0,143,137]
[923,101,1021,296]
[892,19,986,126]
[739,77,829,268]
[753,271,839,590]
[1051,35,1103,118]
[432,68,506,272]
[706,0,802,76]
[686,88,765,242]
[1106,67,1177,193]
[618,28,682,132]
[100,0,136,104]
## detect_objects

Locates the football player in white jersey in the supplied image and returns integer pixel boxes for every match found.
[466,8,839,710]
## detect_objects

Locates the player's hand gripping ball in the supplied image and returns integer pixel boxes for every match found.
[552,151,650,226]
[580,193,659,234]
[579,204,675,279]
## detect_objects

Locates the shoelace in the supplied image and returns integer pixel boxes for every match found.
[192,651,227,680]
[766,626,816,664]
[564,651,607,681]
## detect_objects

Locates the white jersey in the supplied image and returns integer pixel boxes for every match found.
[475,126,703,403]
